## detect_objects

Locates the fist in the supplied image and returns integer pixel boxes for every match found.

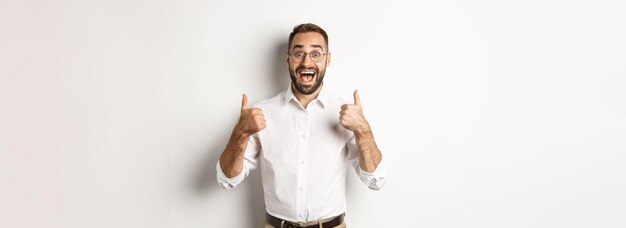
[339,90,370,133]
[238,94,266,135]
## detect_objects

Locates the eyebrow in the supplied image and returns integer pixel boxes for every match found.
[292,44,325,50]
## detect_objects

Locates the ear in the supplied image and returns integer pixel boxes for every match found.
[326,52,331,67]
[286,52,290,63]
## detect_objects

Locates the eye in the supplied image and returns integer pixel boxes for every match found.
[311,52,322,58]
[294,51,305,57]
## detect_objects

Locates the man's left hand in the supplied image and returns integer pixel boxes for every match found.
[340,90,371,134]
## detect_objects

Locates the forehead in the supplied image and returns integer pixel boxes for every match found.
[290,32,327,51]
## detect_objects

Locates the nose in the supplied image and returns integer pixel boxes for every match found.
[300,53,315,66]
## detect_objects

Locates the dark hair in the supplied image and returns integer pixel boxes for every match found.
[288,23,329,51]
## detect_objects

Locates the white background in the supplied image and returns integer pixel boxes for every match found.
[1,0,625,227]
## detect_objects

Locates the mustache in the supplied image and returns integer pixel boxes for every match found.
[295,64,318,72]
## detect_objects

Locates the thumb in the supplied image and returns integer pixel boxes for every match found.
[241,93,248,110]
[353,90,361,106]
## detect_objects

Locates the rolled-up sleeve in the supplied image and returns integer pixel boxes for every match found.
[346,137,387,190]
[216,134,261,190]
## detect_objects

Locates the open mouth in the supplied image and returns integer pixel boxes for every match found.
[298,70,316,85]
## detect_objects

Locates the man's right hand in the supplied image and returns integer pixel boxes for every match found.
[237,94,266,136]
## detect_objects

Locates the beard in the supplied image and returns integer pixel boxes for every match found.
[288,63,326,95]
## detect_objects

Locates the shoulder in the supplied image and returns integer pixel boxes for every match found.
[252,91,286,109]
[322,89,351,107]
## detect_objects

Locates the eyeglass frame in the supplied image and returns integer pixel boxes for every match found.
[287,50,328,63]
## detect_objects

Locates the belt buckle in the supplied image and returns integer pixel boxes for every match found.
[284,221,303,228]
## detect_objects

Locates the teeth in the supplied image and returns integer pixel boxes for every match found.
[302,72,314,75]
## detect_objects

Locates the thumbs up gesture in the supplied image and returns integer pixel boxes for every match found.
[340,90,370,133]
[238,94,266,136]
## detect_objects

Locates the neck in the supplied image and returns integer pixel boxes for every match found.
[292,83,323,109]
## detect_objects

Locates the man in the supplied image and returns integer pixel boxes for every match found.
[217,23,386,228]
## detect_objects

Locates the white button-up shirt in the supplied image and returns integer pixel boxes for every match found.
[216,86,386,222]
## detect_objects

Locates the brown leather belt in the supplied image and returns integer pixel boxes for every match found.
[266,212,344,228]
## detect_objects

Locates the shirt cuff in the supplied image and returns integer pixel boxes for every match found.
[357,158,387,190]
[216,161,245,190]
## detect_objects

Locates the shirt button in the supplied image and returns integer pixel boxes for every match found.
[299,188,303,191]
[301,134,306,138]
[300,161,304,165]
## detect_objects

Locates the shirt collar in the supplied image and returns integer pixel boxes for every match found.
[283,84,330,108]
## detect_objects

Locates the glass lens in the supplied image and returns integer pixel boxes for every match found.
[311,51,323,62]
[290,52,304,63]
[289,51,324,63]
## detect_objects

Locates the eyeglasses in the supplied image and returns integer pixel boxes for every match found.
[288,50,327,63]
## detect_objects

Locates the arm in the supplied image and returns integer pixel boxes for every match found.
[219,125,252,178]
[354,127,382,173]
[218,94,266,178]
[341,90,386,190]
[340,90,382,172]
